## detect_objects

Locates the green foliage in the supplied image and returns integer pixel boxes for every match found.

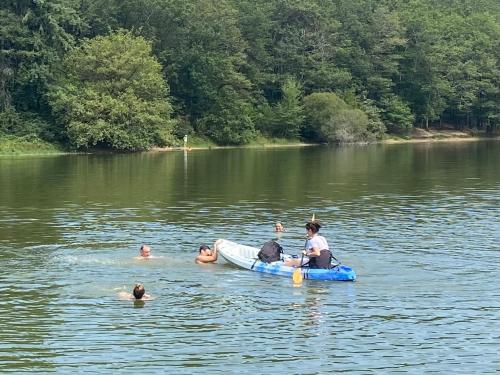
[0,0,83,113]
[0,106,31,135]
[333,1,406,99]
[265,0,352,95]
[48,30,174,150]
[343,93,387,140]
[0,133,63,155]
[0,106,57,140]
[258,78,304,138]
[2,0,500,147]
[197,88,256,145]
[379,95,414,135]
[147,0,257,144]
[303,92,371,143]
[397,0,500,128]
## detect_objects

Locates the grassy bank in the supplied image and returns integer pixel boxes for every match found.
[381,128,491,144]
[0,135,65,155]
[150,134,311,151]
[2,129,497,156]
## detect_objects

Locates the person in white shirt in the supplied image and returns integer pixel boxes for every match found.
[284,221,333,269]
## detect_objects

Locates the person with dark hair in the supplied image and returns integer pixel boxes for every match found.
[195,240,220,264]
[284,221,333,269]
[118,284,152,301]
[132,284,148,299]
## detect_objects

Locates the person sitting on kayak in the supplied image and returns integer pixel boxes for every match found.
[195,240,220,264]
[284,221,333,269]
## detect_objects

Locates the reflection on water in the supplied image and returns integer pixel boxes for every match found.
[0,142,499,373]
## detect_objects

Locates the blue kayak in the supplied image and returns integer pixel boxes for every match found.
[217,239,356,281]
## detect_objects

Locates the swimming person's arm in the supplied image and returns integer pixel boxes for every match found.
[195,253,217,264]
[118,291,133,300]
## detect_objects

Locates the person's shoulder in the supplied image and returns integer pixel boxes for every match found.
[310,235,327,245]
[118,291,133,300]
[318,235,329,243]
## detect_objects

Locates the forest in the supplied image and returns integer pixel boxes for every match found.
[0,0,499,150]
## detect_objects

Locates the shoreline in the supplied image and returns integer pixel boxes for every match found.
[1,131,498,156]
[150,133,498,152]
[382,135,495,144]
[148,142,317,152]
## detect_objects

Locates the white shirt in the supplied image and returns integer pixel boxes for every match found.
[305,235,329,251]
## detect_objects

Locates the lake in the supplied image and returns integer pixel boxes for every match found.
[0,141,499,374]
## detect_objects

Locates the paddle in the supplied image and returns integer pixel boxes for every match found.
[292,252,304,283]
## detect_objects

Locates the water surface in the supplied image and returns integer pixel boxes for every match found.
[0,142,499,374]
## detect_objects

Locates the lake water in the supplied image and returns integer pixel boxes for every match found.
[0,142,499,374]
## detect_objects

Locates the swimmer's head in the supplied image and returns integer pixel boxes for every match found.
[140,245,151,257]
[133,284,145,299]
[199,244,212,256]
[275,222,284,232]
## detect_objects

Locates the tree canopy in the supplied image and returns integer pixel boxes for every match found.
[48,31,174,150]
[1,0,499,149]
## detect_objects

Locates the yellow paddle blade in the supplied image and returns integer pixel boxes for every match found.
[311,213,315,222]
[292,268,303,284]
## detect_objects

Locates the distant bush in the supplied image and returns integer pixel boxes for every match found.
[0,133,63,154]
[0,107,53,138]
[303,92,372,143]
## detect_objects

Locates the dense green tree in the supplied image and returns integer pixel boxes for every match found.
[0,0,83,139]
[117,0,257,144]
[48,30,174,150]
[0,0,82,111]
[343,92,387,140]
[398,0,500,130]
[258,78,304,138]
[303,92,371,143]
[333,0,406,99]
[379,95,414,135]
[268,0,351,95]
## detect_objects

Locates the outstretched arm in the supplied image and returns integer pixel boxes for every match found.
[195,242,219,264]
[195,254,217,264]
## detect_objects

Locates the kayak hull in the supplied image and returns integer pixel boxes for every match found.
[217,239,356,281]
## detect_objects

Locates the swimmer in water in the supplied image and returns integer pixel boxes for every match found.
[118,284,153,301]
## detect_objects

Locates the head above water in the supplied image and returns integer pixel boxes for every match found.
[140,245,151,257]
[274,222,284,232]
[199,244,212,255]
[305,221,321,234]
[133,284,145,299]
